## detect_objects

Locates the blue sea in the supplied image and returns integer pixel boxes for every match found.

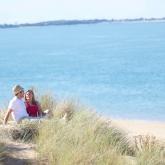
[0,22,165,121]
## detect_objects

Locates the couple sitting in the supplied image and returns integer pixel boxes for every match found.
[4,85,51,124]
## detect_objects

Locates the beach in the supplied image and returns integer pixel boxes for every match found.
[112,119,165,141]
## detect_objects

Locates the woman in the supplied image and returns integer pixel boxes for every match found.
[25,90,43,117]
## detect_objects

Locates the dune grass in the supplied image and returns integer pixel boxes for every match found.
[0,142,6,162]
[36,100,134,165]
[39,92,57,112]
[0,108,6,125]
[36,96,165,165]
[0,121,40,143]
[136,148,165,165]
[0,91,165,164]
[11,121,40,142]
[134,135,165,165]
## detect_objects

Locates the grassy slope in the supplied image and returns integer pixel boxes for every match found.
[0,93,165,165]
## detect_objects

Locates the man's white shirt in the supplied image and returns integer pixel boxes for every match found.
[8,96,29,122]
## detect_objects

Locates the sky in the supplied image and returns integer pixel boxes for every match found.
[0,0,165,23]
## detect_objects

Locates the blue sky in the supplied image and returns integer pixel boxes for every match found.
[0,0,165,23]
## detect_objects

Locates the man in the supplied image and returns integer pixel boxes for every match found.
[4,85,29,124]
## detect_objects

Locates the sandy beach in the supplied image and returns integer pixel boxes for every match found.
[112,119,165,141]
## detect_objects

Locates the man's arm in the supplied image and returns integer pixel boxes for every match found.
[3,109,12,125]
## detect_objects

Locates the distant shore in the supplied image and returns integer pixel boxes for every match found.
[0,18,165,28]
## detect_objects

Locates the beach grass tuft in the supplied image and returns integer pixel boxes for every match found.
[0,121,40,143]
[134,135,165,165]
[39,92,56,112]
[36,108,134,165]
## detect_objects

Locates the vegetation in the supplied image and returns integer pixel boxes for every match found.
[0,92,165,164]
[37,112,130,164]
[36,94,165,165]
[0,142,6,162]
[134,135,165,165]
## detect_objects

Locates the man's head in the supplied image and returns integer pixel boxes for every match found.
[12,85,24,98]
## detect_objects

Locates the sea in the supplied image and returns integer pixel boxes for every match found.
[0,21,165,121]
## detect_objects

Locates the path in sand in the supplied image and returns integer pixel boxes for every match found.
[2,141,38,165]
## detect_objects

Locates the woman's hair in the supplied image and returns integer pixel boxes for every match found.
[25,89,37,105]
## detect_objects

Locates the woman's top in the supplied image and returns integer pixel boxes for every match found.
[25,101,40,117]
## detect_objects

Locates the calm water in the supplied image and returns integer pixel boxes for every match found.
[0,22,165,120]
